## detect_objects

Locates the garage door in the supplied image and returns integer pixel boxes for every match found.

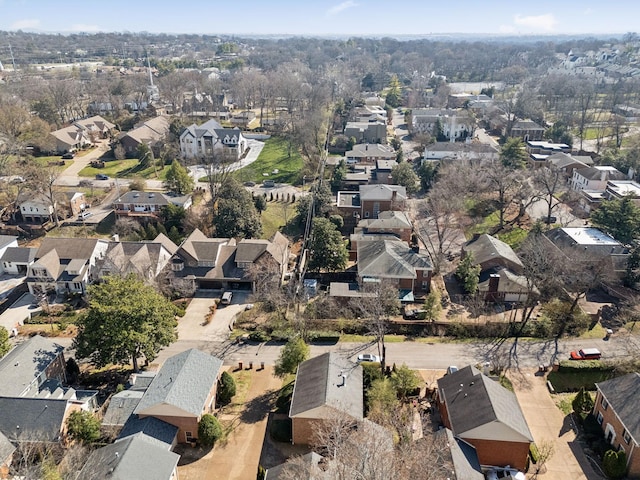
[504,293,526,303]
[198,279,223,290]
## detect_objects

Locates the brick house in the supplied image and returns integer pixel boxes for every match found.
[436,365,534,471]
[289,353,363,445]
[133,349,223,444]
[593,373,640,478]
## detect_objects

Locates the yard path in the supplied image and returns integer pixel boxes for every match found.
[177,366,281,480]
[508,369,604,480]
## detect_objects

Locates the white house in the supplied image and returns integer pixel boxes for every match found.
[0,236,19,274]
[571,166,628,192]
[18,193,55,224]
[180,119,248,161]
[411,109,475,140]
[422,142,499,163]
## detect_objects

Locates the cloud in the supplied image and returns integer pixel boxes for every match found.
[513,13,557,32]
[10,18,40,30]
[327,0,358,16]
[70,24,101,32]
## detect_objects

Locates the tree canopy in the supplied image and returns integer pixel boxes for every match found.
[455,252,481,294]
[164,159,195,194]
[0,326,10,358]
[500,138,528,169]
[274,337,309,378]
[66,410,101,444]
[213,178,262,238]
[308,217,348,272]
[391,162,419,193]
[198,414,222,447]
[74,275,178,371]
[591,196,640,245]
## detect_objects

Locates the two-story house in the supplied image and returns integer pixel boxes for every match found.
[336,184,407,232]
[593,373,640,478]
[113,191,192,221]
[344,121,387,144]
[27,237,109,295]
[179,119,248,162]
[411,109,475,140]
[510,120,545,142]
[0,236,18,274]
[345,144,396,165]
[118,116,170,155]
[17,192,55,224]
[571,166,627,192]
[423,142,499,164]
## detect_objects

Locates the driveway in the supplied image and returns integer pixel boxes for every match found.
[177,291,251,342]
[508,369,603,480]
[0,292,37,332]
[188,139,265,180]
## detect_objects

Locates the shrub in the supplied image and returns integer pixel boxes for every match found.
[270,418,292,442]
[558,360,609,372]
[248,330,270,342]
[217,371,236,406]
[603,449,627,479]
[66,410,101,444]
[65,358,81,383]
[276,382,294,413]
[571,387,594,421]
[198,414,222,447]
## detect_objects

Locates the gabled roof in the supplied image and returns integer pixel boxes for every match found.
[0,335,64,397]
[0,235,17,249]
[436,428,484,480]
[118,416,178,447]
[178,229,232,264]
[438,365,533,443]
[78,433,179,480]
[100,241,171,279]
[596,372,640,443]
[357,210,412,230]
[290,352,363,420]
[123,116,170,145]
[236,236,289,266]
[0,397,69,442]
[359,184,407,202]
[0,246,36,264]
[134,349,222,418]
[357,239,432,280]
[115,191,170,206]
[75,115,116,132]
[547,152,589,169]
[464,234,524,271]
[102,390,144,427]
[575,166,626,181]
[36,237,103,263]
[0,430,16,464]
[512,120,544,131]
[153,233,179,255]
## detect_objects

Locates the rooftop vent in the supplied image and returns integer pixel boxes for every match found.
[133,193,140,198]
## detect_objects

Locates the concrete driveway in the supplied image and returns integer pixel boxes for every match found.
[508,369,603,480]
[0,292,37,332]
[177,291,251,342]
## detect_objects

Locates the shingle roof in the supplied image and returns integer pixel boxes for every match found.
[464,234,524,272]
[0,246,37,264]
[0,430,16,464]
[437,365,533,443]
[576,166,626,181]
[357,210,412,230]
[102,390,144,427]
[153,233,178,255]
[115,191,170,206]
[0,335,64,397]
[357,239,432,280]
[438,429,484,480]
[359,184,407,202]
[78,433,179,480]
[290,352,363,420]
[134,349,222,417]
[35,237,102,263]
[547,152,588,169]
[425,142,499,154]
[0,235,17,249]
[0,397,68,442]
[118,416,178,447]
[596,373,640,443]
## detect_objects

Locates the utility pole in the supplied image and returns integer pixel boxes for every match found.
[8,43,17,71]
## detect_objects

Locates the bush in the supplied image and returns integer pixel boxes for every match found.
[558,360,609,372]
[198,414,222,447]
[276,382,294,413]
[270,418,292,442]
[529,443,539,464]
[217,371,236,406]
[571,387,594,421]
[603,449,627,479]
[66,410,101,444]
[248,330,270,342]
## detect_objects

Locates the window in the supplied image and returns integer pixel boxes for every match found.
[597,411,604,425]
[601,397,609,410]
[353,212,359,217]
[623,429,631,444]
[364,211,370,218]
[185,431,193,437]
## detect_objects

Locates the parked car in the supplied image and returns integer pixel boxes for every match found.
[78,211,93,220]
[61,152,75,159]
[446,366,458,375]
[486,466,526,480]
[263,179,275,188]
[357,353,381,363]
[570,348,601,360]
[244,181,256,187]
[220,291,233,305]
[95,173,109,180]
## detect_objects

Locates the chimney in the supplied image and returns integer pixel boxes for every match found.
[487,273,500,302]
[483,362,490,376]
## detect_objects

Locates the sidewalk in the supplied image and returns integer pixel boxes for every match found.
[508,370,603,480]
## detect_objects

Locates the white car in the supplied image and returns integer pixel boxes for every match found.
[357,353,381,363]
[486,466,526,480]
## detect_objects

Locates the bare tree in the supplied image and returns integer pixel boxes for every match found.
[533,166,563,225]
[482,163,526,230]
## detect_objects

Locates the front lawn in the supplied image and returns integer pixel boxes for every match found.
[547,362,615,392]
[234,137,304,185]
[260,201,300,239]
[79,159,138,178]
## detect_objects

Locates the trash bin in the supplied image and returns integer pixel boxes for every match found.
[238,361,243,370]
[260,361,265,370]
[249,361,253,369]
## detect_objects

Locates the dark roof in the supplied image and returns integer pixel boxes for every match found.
[357,239,432,279]
[596,373,640,443]
[102,390,144,427]
[0,430,15,464]
[290,352,363,420]
[118,416,178,447]
[0,397,68,442]
[576,166,626,181]
[437,365,533,443]
[512,120,544,131]
[78,433,179,480]
[265,452,324,480]
[0,246,37,264]
[134,349,222,417]
[115,191,170,206]
[438,428,484,480]
[464,234,523,272]
[0,335,65,397]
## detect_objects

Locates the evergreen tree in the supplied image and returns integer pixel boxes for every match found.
[164,159,195,194]
[308,217,348,272]
[455,253,481,294]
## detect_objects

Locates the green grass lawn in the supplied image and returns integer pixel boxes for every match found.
[260,201,300,239]
[497,227,528,250]
[234,137,304,185]
[79,159,170,180]
[547,367,615,392]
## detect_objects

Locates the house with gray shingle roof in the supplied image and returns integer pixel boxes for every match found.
[180,118,248,161]
[0,235,19,274]
[102,390,144,428]
[0,397,74,443]
[133,349,222,444]
[593,372,640,477]
[117,416,178,448]
[118,116,170,154]
[436,365,533,471]
[289,352,363,445]
[0,429,15,477]
[78,432,179,480]
[1,246,37,275]
[113,190,192,221]
[96,239,175,281]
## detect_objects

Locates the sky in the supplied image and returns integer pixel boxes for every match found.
[0,0,639,37]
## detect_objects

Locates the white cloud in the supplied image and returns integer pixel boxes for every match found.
[513,13,558,32]
[327,0,358,16]
[10,18,40,30]
[70,24,101,32]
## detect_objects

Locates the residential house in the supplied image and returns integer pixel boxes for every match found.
[354,210,412,244]
[357,239,432,296]
[423,142,499,163]
[179,118,248,161]
[63,192,88,218]
[102,390,145,430]
[336,185,407,233]
[547,152,593,182]
[74,115,116,139]
[571,165,627,192]
[49,125,91,154]
[411,109,475,140]
[462,234,523,274]
[352,104,387,123]
[96,236,177,281]
[117,416,178,448]
[526,140,571,156]
[0,247,37,275]
[77,433,180,480]
[605,180,640,205]
[26,237,109,295]
[335,191,362,231]
[0,397,77,444]
[344,121,387,144]
[289,352,363,445]
[113,191,192,221]
[341,168,371,190]
[133,349,223,444]
[17,192,55,224]
[0,431,15,479]
[373,159,397,184]
[0,236,18,274]
[448,93,493,109]
[119,116,170,155]
[434,428,484,480]
[345,144,396,165]
[510,120,545,142]
[436,365,534,471]
[593,373,640,478]
[170,229,289,291]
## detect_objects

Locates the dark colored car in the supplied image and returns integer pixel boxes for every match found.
[61,152,75,159]
[95,174,109,180]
